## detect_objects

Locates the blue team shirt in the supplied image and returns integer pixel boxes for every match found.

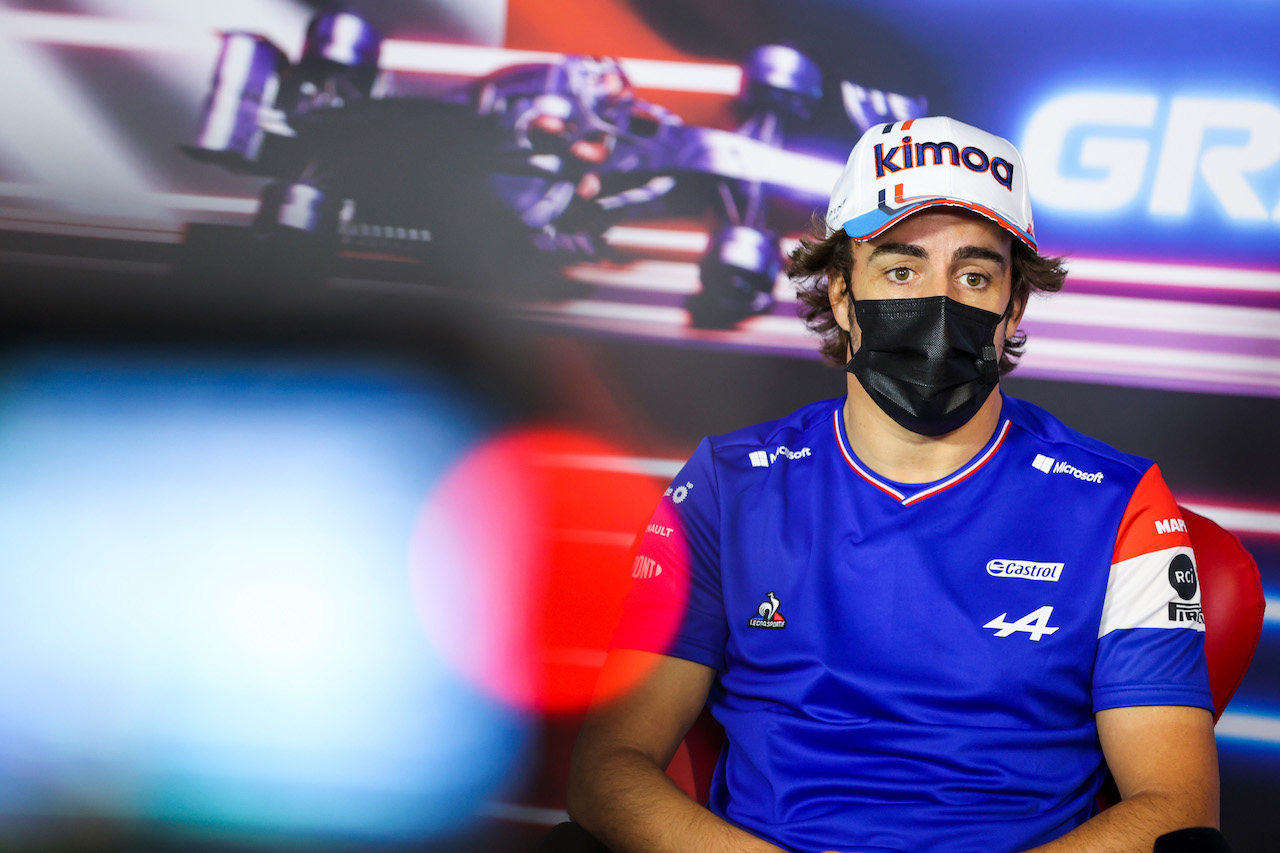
[613,394,1212,853]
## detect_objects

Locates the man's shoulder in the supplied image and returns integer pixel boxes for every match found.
[1003,394,1154,479]
[705,396,842,456]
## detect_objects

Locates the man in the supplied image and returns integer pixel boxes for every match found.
[565,117,1218,853]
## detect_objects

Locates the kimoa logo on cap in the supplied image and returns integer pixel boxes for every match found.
[873,133,1016,192]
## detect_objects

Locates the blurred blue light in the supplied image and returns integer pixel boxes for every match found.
[0,349,532,844]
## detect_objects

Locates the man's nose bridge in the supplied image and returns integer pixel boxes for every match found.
[923,269,950,297]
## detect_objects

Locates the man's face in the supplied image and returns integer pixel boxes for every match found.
[829,208,1023,358]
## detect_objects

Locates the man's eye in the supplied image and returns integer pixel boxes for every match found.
[961,272,986,287]
[890,268,912,282]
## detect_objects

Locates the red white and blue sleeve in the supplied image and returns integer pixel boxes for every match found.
[1092,464,1214,713]
[610,438,729,671]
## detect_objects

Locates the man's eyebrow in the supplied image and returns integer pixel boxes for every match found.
[953,246,1008,269]
[867,242,927,261]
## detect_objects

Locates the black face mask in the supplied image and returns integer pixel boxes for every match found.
[845,295,1003,437]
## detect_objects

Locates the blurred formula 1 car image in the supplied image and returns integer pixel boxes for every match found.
[183,11,926,327]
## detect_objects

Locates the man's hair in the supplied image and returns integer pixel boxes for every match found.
[788,218,1067,375]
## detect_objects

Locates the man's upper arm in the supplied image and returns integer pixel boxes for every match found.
[1096,704,1219,827]
[1094,465,1213,714]
[573,649,716,773]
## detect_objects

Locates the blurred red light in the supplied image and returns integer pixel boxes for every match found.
[410,427,681,713]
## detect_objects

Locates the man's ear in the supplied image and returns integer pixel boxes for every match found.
[829,274,852,333]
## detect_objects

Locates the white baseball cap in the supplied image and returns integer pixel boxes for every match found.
[825,116,1036,250]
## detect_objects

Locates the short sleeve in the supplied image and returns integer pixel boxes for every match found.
[610,438,728,671]
[1093,464,1214,713]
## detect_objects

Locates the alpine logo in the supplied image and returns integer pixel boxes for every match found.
[986,559,1064,582]
[984,605,1059,641]
[749,445,812,467]
[748,591,787,628]
[1031,454,1103,483]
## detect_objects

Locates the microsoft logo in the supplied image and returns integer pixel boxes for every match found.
[1032,454,1055,473]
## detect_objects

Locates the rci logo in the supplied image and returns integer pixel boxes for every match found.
[1023,92,1280,222]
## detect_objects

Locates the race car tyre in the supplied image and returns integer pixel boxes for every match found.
[257,181,337,235]
[186,34,288,166]
[739,45,822,118]
[688,225,780,328]
[302,13,382,72]
[295,13,383,101]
